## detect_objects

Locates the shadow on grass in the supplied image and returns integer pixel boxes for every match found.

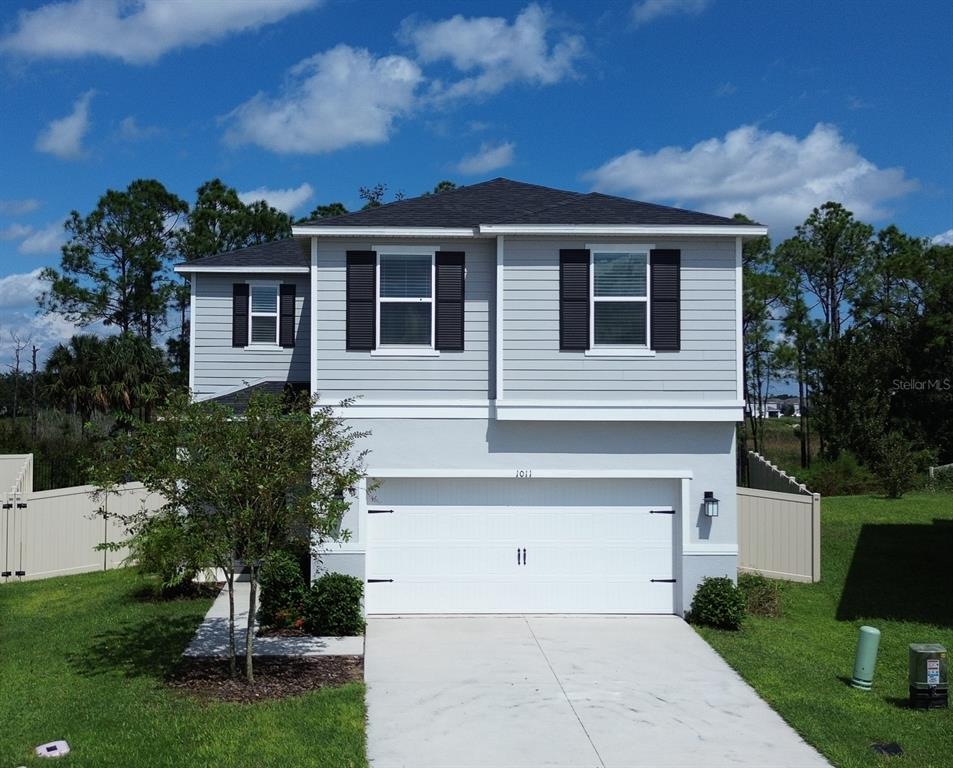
[836,518,953,628]
[68,615,204,681]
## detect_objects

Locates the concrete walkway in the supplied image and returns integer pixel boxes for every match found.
[184,581,364,657]
[365,615,829,768]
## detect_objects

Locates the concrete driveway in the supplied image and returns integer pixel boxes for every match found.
[365,615,829,768]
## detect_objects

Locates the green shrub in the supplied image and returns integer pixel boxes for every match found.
[128,516,199,597]
[689,576,745,630]
[738,572,782,618]
[799,451,876,496]
[303,572,364,636]
[872,431,918,499]
[258,550,306,628]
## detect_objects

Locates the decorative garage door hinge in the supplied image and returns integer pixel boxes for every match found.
[367,578,394,583]
[649,509,675,515]
[368,509,394,514]
[650,578,677,583]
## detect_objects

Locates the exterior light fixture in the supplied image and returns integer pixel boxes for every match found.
[704,491,720,517]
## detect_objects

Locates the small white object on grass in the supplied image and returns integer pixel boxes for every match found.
[35,740,70,758]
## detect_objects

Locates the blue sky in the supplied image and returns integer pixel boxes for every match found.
[1,0,951,363]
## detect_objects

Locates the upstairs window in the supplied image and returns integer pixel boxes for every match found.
[378,253,434,347]
[249,283,279,345]
[591,250,649,347]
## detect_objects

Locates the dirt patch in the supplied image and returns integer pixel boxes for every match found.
[167,655,364,702]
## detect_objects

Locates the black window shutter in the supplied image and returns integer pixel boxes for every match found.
[346,251,376,351]
[232,283,249,348]
[279,283,296,348]
[435,251,465,351]
[650,249,681,351]
[559,249,590,351]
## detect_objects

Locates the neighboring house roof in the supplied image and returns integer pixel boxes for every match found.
[297,178,742,228]
[206,380,309,414]
[177,237,309,271]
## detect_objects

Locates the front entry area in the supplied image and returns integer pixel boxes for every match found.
[364,477,677,614]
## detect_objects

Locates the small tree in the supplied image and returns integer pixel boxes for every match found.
[93,389,366,682]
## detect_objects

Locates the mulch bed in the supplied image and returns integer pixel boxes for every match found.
[167,655,364,703]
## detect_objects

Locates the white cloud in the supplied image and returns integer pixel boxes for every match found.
[0,223,33,241]
[1,0,319,64]
[400,3,584,100]
[19,220,67,255]
[631,0,711,27]
[117,116,161,142]
[0,269,46,309]
[585,123,918,233]
[238,182,314,213]
[224,45,422,154]
[455,141,516,175]
[932,228,953,245]
[35,90,94,160]
[0,270,103,365]
[0,198,41,216]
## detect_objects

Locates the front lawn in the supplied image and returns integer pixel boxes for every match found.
[698,492,953,768]
[0,569,367,768]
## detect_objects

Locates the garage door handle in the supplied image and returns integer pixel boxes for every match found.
[650,509,675,515]
[368,579,393,583]
[650,578,677,583]
[368,509,393,514]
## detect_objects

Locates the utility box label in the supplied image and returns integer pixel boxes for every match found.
[927,659,940,685]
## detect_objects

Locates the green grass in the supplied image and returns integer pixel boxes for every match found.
[0,569,367,768]
[698,492,953,768]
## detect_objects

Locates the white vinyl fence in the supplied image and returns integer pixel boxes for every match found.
[1,454,162,583]
[737,451,821,583]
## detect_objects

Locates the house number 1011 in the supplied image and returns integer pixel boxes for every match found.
[515,469,533,479]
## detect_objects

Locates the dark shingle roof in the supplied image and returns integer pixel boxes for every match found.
[178,179,750,270]
[208,380,309,414]
[180,237,308,269]
[302,178,741,228]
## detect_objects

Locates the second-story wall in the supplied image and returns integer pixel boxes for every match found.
[314,237,495,402]
[501,236,739,402]
[191,272,310,399]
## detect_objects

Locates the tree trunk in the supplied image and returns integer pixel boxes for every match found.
[798,353,808,468]
[30,346,38,445]
[225,569,236,677]
[245,565,258,683]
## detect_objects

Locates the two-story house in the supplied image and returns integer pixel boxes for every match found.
[175,178,768,616]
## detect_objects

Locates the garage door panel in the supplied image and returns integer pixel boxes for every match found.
[366,479,677,614]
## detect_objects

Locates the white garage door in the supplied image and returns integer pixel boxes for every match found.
[365,478,676,614]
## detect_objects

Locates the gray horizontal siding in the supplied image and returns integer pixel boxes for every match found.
[502,237,738,401]
[192,273,310,398]
[315,238,493,402]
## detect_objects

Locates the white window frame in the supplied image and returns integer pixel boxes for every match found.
[245,280,281,349]
[373,247,438,356]
[587,244,653,356]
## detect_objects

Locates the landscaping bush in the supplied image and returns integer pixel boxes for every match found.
[872,431,918,498]
[303,573,364,636]
[799,451,876,496]
[128,515,200,596]
[738,572,782,617]
[258,550,306,628]
[689,576,745,630]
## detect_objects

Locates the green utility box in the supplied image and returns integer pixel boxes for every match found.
[909,644,948,709]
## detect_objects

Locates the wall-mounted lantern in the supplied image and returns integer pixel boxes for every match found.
[704,491,720,517]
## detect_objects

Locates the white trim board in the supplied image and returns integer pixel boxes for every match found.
[495,400,744,422]
[173,265,309,274]
[188,272,197,395]
[366,468,693,479]
[735,236,744,401]
[480,224,768,237]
